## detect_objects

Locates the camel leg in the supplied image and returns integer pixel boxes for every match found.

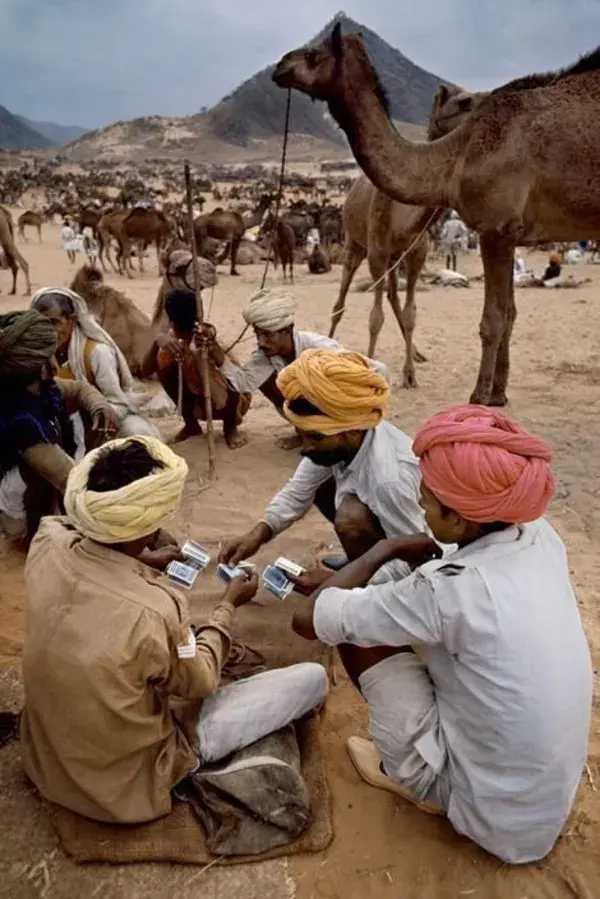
[490,278,517,406]
[386,244,427,388]
[470,234,515,406]
[289,253,294,285]
[37,225,42,243]
[138,241,145,275]
[121,238,134,279]
[329,239,365,338]
[230,236,241,276]
[6,247,30,295]
[366,249,389,358]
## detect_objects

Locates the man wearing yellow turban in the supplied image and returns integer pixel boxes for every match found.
[221,349,429,573]
[20,436,328,824]
[209,288,389,448]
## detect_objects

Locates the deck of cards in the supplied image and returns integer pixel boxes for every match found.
[262,556,305,600]
[166,540,211,590]
[216,561,255,584]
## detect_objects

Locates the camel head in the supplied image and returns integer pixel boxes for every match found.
[428,84,490,140]
[272,23,389,117]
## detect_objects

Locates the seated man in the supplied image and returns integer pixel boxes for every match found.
[292,405,592,864]
[20,436,328,824]
[31,286,159,441]
[211,288,389,449]
[0,309,118,544]
[141,289,251,448]
[220,349,426,570]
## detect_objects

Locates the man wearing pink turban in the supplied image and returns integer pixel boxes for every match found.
[292,405,593,864]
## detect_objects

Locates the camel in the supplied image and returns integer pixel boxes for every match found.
[195,194,272,276]
[273,24,600,405]
[70,266,153,374]
[268,219,296,282]
[0,206,31,295]
[329,84,482,388]
[308,244,331,274]
[18,210,45,242]
[97,209,128,274]
[119,208,172,278]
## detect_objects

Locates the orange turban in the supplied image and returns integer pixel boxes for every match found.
[277,348,389,436]
[413,404,556,524]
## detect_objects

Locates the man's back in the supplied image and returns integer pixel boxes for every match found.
[427,520,592,861]
[20,517,199,823]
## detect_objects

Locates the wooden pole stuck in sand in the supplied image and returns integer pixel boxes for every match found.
[184,160,216,481]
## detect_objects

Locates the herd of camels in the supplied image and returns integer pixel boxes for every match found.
[1,24,599,408]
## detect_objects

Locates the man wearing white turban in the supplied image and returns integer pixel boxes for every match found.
[20,436,328,824]
[208,288,389,448]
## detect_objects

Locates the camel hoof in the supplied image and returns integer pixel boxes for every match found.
[230,270,240,276]
[226,430,248,449]
[402,373,418,389]
[488,393,508,407]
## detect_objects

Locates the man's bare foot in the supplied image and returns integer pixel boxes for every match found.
[225,427,248,449]
[172,422,203,443]
[277,433,302,450]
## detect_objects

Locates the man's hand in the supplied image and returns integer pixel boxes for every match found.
[379,534,443,568]
[219,522,272,566]
[155,333,184,361]
[89,405,120,449]
[193,323,225,366]
[224,570,259,607]
[141,544,184,571]
[289,567,332,596]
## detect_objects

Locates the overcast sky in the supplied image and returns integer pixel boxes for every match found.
[1,0,598,129]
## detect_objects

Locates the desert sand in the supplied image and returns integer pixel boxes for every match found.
[1,215,599,899]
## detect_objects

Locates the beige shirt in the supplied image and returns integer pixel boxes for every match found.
[20,517,234,824]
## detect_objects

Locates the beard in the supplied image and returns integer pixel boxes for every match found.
[302,449,349,467]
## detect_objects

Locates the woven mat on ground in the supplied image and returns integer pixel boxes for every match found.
[47,715,332,865]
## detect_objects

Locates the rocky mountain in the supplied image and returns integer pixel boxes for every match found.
[60,12,445,163]
[17,117,86,146]
[0,105,51,150]
[200,12,447,148]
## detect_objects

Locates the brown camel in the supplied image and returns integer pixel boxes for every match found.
[97,209,128,274]
[0,206,31,295]
[273,24,600,405]
[18,210,44,242]
[119,208,172,278]
[270,220,296,282]
[195,194,272,276]
[308,243,331,274]
[330,84,483,388]
[70,265,153,374]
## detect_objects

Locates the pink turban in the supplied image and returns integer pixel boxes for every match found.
[413,405,556,524]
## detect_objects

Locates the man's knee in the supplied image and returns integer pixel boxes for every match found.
[295,662,329,706]
[335,494,378,538]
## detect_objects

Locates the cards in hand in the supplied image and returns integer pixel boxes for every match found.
[262,564,295,600]
[216,562,255,584]
[166,540,211,589]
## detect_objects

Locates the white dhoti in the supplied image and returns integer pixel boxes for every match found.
[196,663,328,765]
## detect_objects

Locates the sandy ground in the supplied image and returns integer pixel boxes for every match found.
[1,218,600,898]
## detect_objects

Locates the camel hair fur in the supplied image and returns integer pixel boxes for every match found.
[0,206,31,295]
[194,194,272,276]
[331,83,485,390]
[273,23,600,406]
[70,265,153,375]
[18,210,44,242]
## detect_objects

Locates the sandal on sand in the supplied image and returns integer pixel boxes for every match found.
[347,736,444,817]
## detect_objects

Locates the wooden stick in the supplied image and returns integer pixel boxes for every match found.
[184,160,216,480]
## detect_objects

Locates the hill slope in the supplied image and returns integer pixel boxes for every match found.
[200,12,448,147]
[18,116,86,146]
[0,105,51,150]
[61,13,445,163]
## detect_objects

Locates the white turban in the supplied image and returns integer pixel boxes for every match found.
[242,288,296,332]
[65,436,188,544]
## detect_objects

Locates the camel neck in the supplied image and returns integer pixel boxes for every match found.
[328,87,466,210]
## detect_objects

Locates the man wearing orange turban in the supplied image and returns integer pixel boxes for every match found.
[220,349,430,572]
[292,404,592,865]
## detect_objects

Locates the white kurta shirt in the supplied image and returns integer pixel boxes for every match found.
[220,330,389,395]
[314,519,593,863]
[261,420,426,540]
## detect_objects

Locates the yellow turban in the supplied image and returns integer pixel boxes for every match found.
[64,436,188,544]
[277,349,389,436]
